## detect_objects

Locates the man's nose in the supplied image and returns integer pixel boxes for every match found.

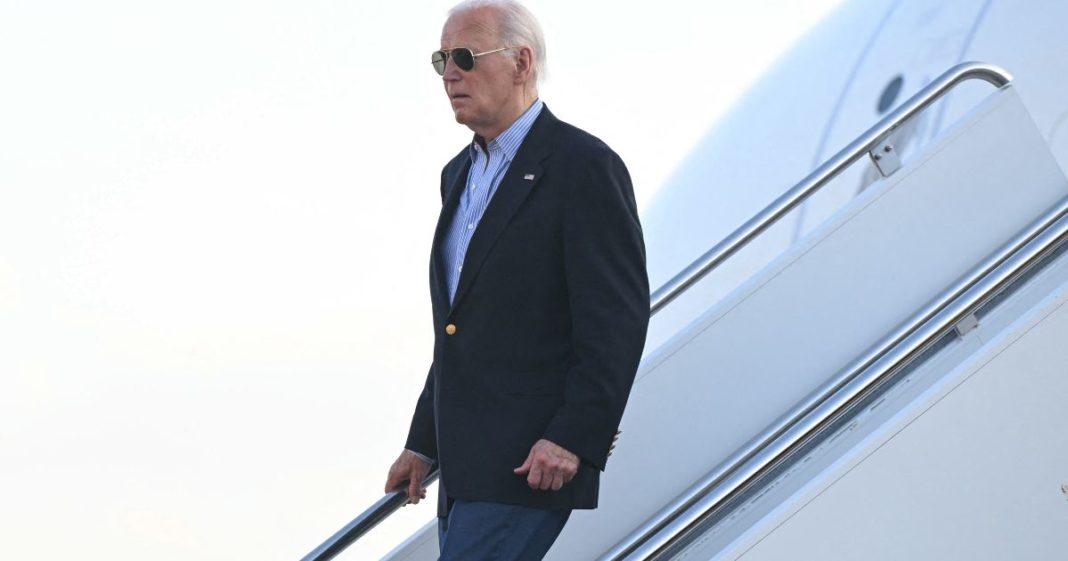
[442,57,462,81]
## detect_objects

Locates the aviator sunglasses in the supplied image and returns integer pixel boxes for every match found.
[431,46,516,75]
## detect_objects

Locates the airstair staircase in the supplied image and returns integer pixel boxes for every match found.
[303,62,1068,561]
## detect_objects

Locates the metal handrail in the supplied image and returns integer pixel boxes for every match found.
[300,470,439,561]
[302,61,1012,561]
[650,61,1011,314]
[607,199,1068,559]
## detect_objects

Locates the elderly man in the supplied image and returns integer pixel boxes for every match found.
[384,0,649,558]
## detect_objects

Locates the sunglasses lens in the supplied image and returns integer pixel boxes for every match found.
[431,50,447,75]
[452,48,475,71]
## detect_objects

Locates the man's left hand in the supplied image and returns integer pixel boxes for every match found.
[513,438,580,491]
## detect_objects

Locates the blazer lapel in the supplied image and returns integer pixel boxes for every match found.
[449,108,557,313]
[432,157,471,320]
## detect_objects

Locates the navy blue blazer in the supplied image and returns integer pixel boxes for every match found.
[404,106,650,517]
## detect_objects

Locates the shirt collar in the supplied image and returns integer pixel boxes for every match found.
[470,99,545,160]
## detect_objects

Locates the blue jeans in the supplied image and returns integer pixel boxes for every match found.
[437,499,572,561]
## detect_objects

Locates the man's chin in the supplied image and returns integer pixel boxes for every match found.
[450,110,483,135]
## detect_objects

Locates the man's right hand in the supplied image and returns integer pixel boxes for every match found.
[384,449,431,505]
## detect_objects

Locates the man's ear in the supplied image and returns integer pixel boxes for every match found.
[514,46,535,84]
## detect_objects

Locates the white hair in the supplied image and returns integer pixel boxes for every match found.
[448,0,548,86]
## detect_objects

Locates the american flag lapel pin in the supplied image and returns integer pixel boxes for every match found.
[523,173,535,181]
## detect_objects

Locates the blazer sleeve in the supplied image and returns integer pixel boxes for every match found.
[541,147,651,471]
[404,362,437,460]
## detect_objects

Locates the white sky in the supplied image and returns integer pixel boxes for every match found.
[0,1,843,559]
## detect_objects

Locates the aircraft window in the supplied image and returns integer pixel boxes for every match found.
[878,75,904,114]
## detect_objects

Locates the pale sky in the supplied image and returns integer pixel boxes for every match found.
[0,1,843,559]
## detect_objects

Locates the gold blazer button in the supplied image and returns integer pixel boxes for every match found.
[445,324,457,335]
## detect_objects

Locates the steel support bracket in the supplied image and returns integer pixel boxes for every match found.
[870,139,903,177]
[954,313,980,337]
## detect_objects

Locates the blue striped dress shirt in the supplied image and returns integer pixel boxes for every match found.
[442,99,544,305]
[403,100,545,467]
